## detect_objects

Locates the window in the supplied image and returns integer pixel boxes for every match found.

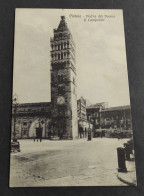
[59,33,62,38]
[67,42,69,47]
[58,74,64,82]
[73,77,75,84]
[58,85,65,94]
[23,122,27,126]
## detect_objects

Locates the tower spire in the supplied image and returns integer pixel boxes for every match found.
[57,16,69,32]
[61,16,65,20]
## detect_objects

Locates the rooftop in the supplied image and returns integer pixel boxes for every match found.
[100,105,131,112]
[17,102,51,107]
[87,102,107,109]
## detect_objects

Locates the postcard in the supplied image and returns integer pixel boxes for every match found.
[10,9,137,186]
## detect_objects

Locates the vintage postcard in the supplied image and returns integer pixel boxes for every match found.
[10,9,137,186]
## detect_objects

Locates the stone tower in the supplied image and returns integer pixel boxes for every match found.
[50,16,78,139]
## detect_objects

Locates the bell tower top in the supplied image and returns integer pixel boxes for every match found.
[51,15,75,48]
[56,16,69,32]
[50,15,76,72]
[61,16,65,20]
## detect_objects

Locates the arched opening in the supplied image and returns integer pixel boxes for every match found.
[29,119,48,138]
[79,126,84,138]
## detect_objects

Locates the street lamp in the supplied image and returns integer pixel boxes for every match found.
[87,113,92,141]
[12,93,18,141]
[11,93,20,152]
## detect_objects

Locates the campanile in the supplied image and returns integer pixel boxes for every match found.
[50,16,78,139]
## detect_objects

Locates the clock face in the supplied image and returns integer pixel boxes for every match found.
[57,96,65,105]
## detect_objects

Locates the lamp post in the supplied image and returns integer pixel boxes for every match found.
[12,93,18,141]
[11,93,20,152]
[87,113,92,141]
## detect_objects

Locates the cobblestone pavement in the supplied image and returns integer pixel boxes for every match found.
[10,138,129,187]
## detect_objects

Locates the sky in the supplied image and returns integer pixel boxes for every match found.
[13,9,130,107]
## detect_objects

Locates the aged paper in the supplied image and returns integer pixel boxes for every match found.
[10,9,137,187]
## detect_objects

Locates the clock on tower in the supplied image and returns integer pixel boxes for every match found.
[57,96,65,105]
[50,16,78,140]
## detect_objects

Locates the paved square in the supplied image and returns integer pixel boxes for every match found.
[10,138,129,186]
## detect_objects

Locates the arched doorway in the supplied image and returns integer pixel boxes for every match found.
[79,126,84,138]
[29,119,45,138]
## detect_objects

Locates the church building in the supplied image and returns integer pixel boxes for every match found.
[12,16,79,140]
[11,16,132,140]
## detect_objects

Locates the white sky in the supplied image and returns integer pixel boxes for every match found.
[13,9,130,107]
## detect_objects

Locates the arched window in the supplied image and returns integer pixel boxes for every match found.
[59,33,62,38]
[64,43,66,49]
[67,41,69,47]
[73,77,75,84]
[58,74,65,82]
[67,51,70,57]
[58,84,65,94]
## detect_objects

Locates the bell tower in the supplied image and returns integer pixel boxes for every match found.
[50,16,78,139]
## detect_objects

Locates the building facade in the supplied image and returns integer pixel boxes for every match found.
[11,102,51,139]
[77,97,93,138]
[12,97,91,139]
[12,102,132,139]
[86,102,107,130]
[100,105,132,130]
